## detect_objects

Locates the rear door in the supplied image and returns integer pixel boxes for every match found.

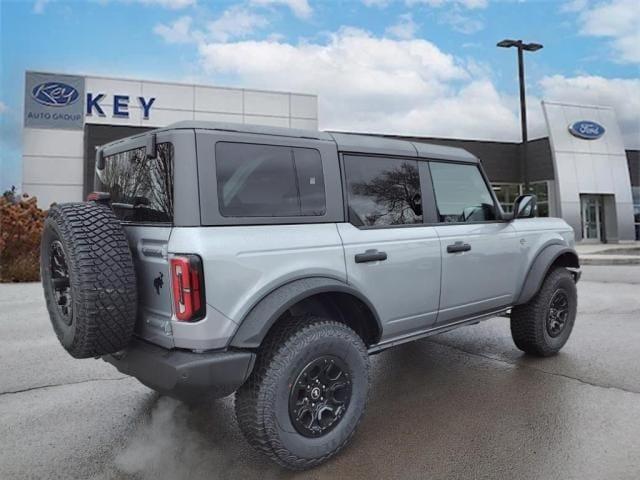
[96,133,183,348]
[338,154,441,340]
[428,161,520,324]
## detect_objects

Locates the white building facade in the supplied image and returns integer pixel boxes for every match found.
[22,71,318,207]
[542,100,636,242]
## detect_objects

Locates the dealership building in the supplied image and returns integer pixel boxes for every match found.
[22,70,640,242]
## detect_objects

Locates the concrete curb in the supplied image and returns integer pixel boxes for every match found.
[580,257,640,266]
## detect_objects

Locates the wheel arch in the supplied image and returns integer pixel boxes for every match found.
[229,277,382,349]
[515,244,580,305]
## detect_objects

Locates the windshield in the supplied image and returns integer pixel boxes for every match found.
[96,143,174,223]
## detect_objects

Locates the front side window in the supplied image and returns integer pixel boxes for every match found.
[216,142,326,217]
[96,143,174,223]
[344,155,422,227]
[430,162,496,223]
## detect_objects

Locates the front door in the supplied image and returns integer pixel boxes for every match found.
[338,154,441,340]
[581,195,602,242]
[428,161,521,324]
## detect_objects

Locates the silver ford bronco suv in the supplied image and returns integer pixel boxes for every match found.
[40,121,580,470]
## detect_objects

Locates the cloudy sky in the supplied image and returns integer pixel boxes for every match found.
[1,0,639,190]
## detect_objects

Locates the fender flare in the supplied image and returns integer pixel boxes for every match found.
[515,245,580,305]
[229,277,382,349]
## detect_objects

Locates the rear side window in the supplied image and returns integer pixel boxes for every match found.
[96,143,174,223]
[429,162,496,223]
[215,142,326,217]
[344,155,423,227]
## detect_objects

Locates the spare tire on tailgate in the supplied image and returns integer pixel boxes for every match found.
[40,202,137,358]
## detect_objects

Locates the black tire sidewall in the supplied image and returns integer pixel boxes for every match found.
[39,202,137,358]
[41,217,78,349]
[540,272,577,351]
[267,326,369,462]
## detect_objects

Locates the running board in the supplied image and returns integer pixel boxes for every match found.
[368,308,510,354]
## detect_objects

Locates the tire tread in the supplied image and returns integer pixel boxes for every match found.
[235,315,369,470]
[41,202,137,358]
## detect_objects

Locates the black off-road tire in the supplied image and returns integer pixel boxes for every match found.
[510,267,577,357]
[235,316,370,470]
[40,202,137,358]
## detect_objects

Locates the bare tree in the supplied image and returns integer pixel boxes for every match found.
[351,162,422,225]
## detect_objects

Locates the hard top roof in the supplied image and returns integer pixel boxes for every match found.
[101,120,479,163]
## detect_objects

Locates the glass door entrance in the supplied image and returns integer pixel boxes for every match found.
[580,195,603,242]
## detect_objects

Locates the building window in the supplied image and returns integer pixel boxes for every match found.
[344,155,423,227]
[492,181,550,217]
[492,183,521,214]
[632,186,640,240]
[215,142,326,217]
[529,181,550,217]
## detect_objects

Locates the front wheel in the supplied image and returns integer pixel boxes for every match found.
[510,267,578,357]
[235,316,370,470]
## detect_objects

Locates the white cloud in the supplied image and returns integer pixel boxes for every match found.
[250,0,312,19]
[134,0,196,9]
[385,13,418,40]
[362,0,391,7]
[194,28,640,148]
[574,0,640,63]
[540,75,640,147]
[154,6,268,44]
[196,28,528,140]
[561,0,587,12]
[407,0,488,9]
[153,16,195,44]
[440,11,484,34]
[33,0,52,14]
[208,6,268,42]
[364,0,489,5]
[0,101,7,114]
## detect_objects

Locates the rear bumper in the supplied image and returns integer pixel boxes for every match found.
[103,338,255,402]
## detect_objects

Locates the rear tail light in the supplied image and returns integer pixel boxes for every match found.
[170,255,205,322]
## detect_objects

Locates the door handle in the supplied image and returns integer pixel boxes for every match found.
[355,249,388,263]
[447,241,471,253]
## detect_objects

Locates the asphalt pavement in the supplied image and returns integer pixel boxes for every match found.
[1,266,639,480]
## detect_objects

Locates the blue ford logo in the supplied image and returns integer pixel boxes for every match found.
[568,120,605,140]
[31,82,80,107]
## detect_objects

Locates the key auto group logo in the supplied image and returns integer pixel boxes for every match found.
[31,81,80,107]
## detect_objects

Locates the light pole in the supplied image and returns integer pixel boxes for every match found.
[497,39,543,192]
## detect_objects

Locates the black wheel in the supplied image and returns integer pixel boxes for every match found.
[40,202,137,358]
[510,267,577,357]
[235,316,370,470]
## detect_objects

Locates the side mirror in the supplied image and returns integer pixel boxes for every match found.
[145,133,157,159]
[513,194,537,219]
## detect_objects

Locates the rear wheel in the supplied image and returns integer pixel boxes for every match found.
[235,316,370,470]
[510,267,577,357]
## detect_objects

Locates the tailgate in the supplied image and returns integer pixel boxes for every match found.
[123,224,174,348]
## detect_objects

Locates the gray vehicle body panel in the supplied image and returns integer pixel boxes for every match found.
[230,276,382,349]
[96,121,579,398]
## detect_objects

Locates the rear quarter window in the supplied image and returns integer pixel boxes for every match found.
[215,142,326,217]
[96,143,174,223]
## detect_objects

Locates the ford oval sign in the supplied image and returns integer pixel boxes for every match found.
[31,82,80,107]
[568,120,605,140]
